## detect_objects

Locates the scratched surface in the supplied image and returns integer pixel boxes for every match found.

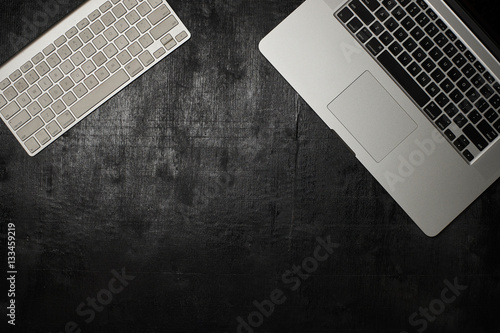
[0,0,499,332]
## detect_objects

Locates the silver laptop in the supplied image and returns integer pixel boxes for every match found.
[260,0,500,236]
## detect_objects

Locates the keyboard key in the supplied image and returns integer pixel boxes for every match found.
[21,61,33,73]
[361,0,379,11]
[477,120,498,142]
[415,12,430,27]
[43,44,56,56]
[46,121,62,137]
[485,109,499,123]
[435,93,450,107]
[27,102,42,116]
[424,23,438,38]
[422,58,436,72]
[14,78,29,93]
[425,82,439,97]
[447,67,461,82]
[51,100,66,114]
[1,102,20,119]
[375,7,390,21]
[454,114,467,128]
[444,129,456,141]
[467,110,481,124]
[406,3,421,16]
[17,116,44,141]
[71,69,130,118]
[4,87,18,101]
[408,62,422,76]
[115,18,130,33]
[424,101,441,120]
[412,48,426,62]
[449,89,464,104]
[35,129,51,145]
[112,3,127,18]
[463,149,474,162]
[62,92,77,106]
[366,38,383,55]
[32,53,44,65]
[458,99,473,113]
[150,16,178,39]
[126,10,141,24]
[388,41,403,56]
[466,88,480,102]
[139,51,154,67]
[0,95,6,108]
[397,51,411,66]
[392,6,406,21]
[41,109,55,123]
[444,103,459,117]
[436,114,451,130]
[125,59,144,77]
[25,138,40,153]
[148,4,171,25]
[126,26,141,41]
[480,85,494,99]
[137,2,152,16]
[490,94,500,109]
[403,38,417,52]
[382,0,397,10]
[401,16,415,31]
[452,54,467,68]
[475,98,489,113]
[463,124,488,151]
[9,110,31,130]
[454,135,469,150]
[91,20,105,35]
[57,110,76,128]
[457,78,471,92]
[27,85,42,99]
[430,68,445,83]
[474,61,485,73]
[89,9,101,22]
[77,18,90,30]
[139,34,154,48]
[384,17,398,31]
[369,21,384,35]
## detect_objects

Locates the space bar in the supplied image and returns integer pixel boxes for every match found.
[71,69,130,118]
[377,51,430,108]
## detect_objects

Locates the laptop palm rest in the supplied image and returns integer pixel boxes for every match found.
[327,71,417,162]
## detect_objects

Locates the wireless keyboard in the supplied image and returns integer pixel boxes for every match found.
[0,0,190,156]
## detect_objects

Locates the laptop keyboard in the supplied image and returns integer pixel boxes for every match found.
[0,0,190,156]
[336,0,500,163]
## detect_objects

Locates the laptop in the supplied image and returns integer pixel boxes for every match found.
[260,0,500,236]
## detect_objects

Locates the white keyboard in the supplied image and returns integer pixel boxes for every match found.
[0,0,190,156]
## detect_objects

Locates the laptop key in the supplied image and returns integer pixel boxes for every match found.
[382,0,397,10]
[349,0,375,25]
[362,0,380,11]
[435,114,451,130]
[378,50,430,107]
[356,28,373,43]
[337,7,354,23]
[366,38,383,55]
[454,114,468,128]
[477,120,498,142]
[454,135,470,151]
[424,101,441,120]
[463,150,474,162]
[463,124,488,150]
[347,17,363,33]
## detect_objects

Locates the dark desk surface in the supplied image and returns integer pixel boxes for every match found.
[0,1,499,332]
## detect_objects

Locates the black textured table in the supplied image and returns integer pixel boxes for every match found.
[0,1,499,332]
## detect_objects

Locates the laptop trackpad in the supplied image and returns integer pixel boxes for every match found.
[327,71,417,162]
